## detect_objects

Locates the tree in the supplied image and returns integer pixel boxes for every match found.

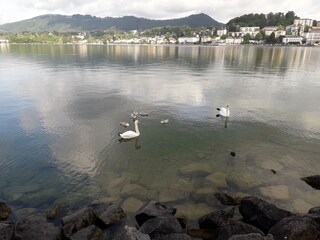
[255,32,263,41]
[243,33,251,44]
[266,32,276,44]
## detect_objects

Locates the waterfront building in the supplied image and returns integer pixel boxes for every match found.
[225,37,243,45]
[282,35,304,44]
[240,27,260,37]
[217,28,227,37]
[178,37,199,44]
[305,28,320,45]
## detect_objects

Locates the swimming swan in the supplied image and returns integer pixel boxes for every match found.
[217,105,230,117]
[118,120,140,139]
[120,122,129,127]
[160,119,169,124]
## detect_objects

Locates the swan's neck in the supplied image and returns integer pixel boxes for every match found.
[134,121,140,135]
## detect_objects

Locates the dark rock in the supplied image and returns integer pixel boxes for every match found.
[214,191,241,206]
[301,175,320,190]
[270,169,277,174]
[176,216,187,229]
[186,228,219,239]
[217,219,265,240]
[0,222,15,240]
[239,196,294,233]
[15,213,62,240]
[61,207,97,237]
[69,225,103,240]
[268,216,318,240]
[139,216,183,239]
[198,206,235,229]
[230,152,236,157]
[228,233,274,240]
[46,203,63,220]
[113,226,150,240]
[154,233,192,240]
[135,201,176,226]
[90,202,126,227]
[0,202,12,220]
[308,206,320,214]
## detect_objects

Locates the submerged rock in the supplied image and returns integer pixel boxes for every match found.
[228,233,274,240]
[259,185,289,200]
[15,213,62,240]
[122,197,144,214]
[46,203,63,220]
[0,202,11,220]
[154,233,192,240]
[214,191,241,206]
[179,162,212,177]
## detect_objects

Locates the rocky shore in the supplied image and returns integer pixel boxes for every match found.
[2,183,320,240]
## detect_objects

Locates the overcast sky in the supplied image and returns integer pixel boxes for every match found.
[1,0,319,25]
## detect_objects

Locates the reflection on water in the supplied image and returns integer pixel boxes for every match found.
[0,44,320,219]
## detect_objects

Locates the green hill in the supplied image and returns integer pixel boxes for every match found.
[0,13,224,33]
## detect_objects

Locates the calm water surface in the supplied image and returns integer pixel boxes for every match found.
[1,44,320,220]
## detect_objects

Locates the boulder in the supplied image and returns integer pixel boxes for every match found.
[153,233,192,240]
[15,213,62,240]
[61,207,97,237]
[309,206,320,214]
[268,216,318,240]
[0,202,11,220]
[0,222,14,240]
[301,175,320,190]
[135,201,176,226]
[69,225,103,240]
[239,196,294,233]
[217,219,265,240]
[214,191,241,206]
[198,206,235,229]
[139,216,183,239]
[113,226,150,240]
[91,202,126,227]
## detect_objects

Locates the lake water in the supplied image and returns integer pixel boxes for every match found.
[1,44,320,221]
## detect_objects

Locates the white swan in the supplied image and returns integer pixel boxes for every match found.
[217,105,230,117]
[118,120,140,139]
[119,122,129,127]
[160,119,169,124]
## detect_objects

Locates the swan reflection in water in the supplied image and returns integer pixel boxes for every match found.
[119,137,141,149]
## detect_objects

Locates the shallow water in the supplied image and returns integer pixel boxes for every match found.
[1,44,320,220]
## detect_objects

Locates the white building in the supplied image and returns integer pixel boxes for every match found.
[240,27,260,37]
[225,38,243,45]
[305,28,320,45]
[294,19,314,28]
[217,28,227,37]
[178,37,199,44]
[282,36,304,44]
[263,26,278,36]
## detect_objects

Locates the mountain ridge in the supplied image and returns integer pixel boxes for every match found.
[0,13,224,33]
